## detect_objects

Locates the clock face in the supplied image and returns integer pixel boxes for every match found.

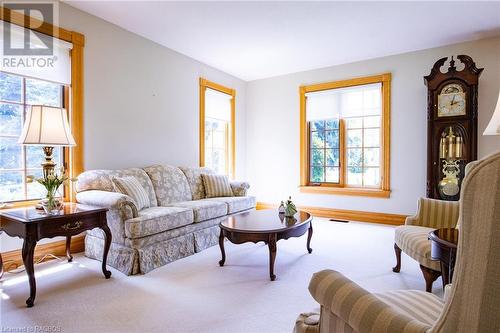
[438,83,466,117]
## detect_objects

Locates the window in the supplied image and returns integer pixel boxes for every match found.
[0,71,67,203]
[199,78,235,177]
[300,74,391,197]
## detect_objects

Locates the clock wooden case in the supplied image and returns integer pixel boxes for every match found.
[424,55,483,201]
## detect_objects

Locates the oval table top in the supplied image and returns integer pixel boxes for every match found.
[220,209,312,234]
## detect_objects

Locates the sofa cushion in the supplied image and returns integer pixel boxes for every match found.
[76,168,158,207]
[169,199,227,222]
[395,225,440,271]
[112,176,151,210]
[202,174,234,198]
[205,196,256,214]
[179,166,214,200]
[143,165,191,205]
[124,206,193,239]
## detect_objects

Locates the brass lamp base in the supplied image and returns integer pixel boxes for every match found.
[35,146,56,211]
[42,146,56,178]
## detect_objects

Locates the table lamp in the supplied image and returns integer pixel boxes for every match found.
[18,105,76,178]
[484,91,500,136]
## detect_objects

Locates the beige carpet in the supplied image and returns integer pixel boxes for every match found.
[0,218,442,333]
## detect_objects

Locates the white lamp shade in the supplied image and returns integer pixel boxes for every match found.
[18,105,76,146]
[484,92,500,136]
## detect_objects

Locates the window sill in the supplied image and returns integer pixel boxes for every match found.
[299,186,391,198]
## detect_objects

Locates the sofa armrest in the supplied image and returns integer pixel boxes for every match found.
[405,197,459,228]
[230,181,250,197]
[76,190,138,218]
[308,270,430,333]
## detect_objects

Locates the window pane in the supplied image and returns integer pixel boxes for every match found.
[325,119,339,130]
[346,117,362,129]
[364,148,380,166]
[0,103,22,136]
[310,166,324,183]
[211,149,225,174]
[310,120,325,131]
[326,149,339,166]
[311,131,325,148]
[364,128,380,147]
[27,169,46,200]
[347,148,362,167]
[26,78,62,107]
[0,72,22,103]
[325,167,339,183]
[0,171,23,202]
[363,168,380,186]
[347,129,362,147]
[347,167,362,185]
[212,131,225,149]
[325,130,339,148]
[0,137,22,169]
[311,149,324,166]
[364,116,380,128]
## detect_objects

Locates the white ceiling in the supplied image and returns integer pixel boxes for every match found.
[66,1,500,81]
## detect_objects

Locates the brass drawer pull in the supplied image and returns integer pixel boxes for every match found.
[61,221,83,231]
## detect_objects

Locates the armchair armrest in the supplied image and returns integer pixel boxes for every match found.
[308,270,430,333]
[405,197,459,228]
[230,181,250,197]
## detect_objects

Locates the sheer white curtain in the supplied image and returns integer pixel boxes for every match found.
[0,21,72,84]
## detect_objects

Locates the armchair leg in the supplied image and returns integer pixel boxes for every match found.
[420,264,441,293]
[392,243,402,273]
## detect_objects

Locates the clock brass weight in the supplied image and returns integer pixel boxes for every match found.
[424,55,483,201]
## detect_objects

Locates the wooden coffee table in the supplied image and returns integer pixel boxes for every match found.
[218,209,313,281]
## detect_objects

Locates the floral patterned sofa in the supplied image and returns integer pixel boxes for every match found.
[75,165,255,275]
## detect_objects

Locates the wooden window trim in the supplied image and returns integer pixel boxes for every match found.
[0,7,85,207]
[299,73,391,198]
[199,78,236,178]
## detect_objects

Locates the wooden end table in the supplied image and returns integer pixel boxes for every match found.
[218,209,313,281]
[0,203,112,307]
[429,228,459,287]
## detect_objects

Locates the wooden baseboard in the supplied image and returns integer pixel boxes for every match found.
[1,234,85,272]
[256,202,406,225]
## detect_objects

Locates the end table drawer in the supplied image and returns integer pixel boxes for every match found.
[38,215,101,238]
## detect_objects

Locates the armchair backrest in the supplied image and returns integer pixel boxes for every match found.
[411,198,459,228]
[432,152,500,333]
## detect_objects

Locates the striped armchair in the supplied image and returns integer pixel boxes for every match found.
[295,152,500,333]
[393,198,459,292]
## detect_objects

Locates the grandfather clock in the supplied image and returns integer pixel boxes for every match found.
[424,55,483,201]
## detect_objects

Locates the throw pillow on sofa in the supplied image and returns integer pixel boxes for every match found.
[202,174,234,198]
[112,176,151,210]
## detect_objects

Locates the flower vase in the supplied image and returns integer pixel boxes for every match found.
[42,190,62,215]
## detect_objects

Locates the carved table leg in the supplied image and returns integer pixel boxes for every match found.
[393,243,402,273]
[101,225,112,279]
[22,236,37,307]
[420,264,440,293]
[66,236,73,262]
[218,228,226,267]
[268,233,277,281]
[307,222,313,254]
[0,251,3,280]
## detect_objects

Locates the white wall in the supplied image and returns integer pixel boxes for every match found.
[0,4,248,252]
[245,37,500,215]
